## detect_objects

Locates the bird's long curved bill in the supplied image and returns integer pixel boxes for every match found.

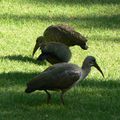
[94,63,104,77]
[32,43,39,58]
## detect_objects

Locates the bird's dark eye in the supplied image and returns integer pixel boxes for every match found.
[92,59,96,63]
[89,61,93,64]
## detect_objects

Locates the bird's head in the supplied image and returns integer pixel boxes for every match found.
[79,42,88,50]
[82,56,104,77]
[76,33,88,50]
[32,36,44,57]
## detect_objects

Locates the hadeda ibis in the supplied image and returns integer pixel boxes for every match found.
[25,56,104,105]
[33,39,71,64]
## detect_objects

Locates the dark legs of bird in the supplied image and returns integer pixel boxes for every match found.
[60,90,66,105]
[44,90,51,104]
[37,53,49,62]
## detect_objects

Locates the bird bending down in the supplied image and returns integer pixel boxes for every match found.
[32,24,88,58]
[32,39,71,64]
[25,56,104,105]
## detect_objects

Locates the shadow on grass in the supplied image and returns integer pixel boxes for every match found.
[0,70,120,107]
[0,55,47,65]
[0,71,40,87]
[1,14,120,30]
[80,78,120,89]
[0,71,120,119]
[0,70,120,89]
[0,78,120,120]
[24,0,120,5]
[0,91,120,120]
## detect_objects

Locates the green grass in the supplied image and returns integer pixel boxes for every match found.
[0,0,120,120]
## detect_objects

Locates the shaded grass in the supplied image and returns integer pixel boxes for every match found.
[13,0,120,5]
[1,13,120,29]
[0,78,120,120]
[0,55,47,65]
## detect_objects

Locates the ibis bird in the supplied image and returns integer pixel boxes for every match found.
[25,56,104,105]
[32,24,88,57]
[33,40,71,64]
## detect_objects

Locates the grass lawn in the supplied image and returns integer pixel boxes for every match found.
[0,0,120,120]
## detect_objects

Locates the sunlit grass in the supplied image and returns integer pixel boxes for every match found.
[0,0,120,120]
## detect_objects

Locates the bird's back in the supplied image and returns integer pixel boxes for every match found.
[25,63,81,93]
[43,24,87,46]
[41,42,71,63]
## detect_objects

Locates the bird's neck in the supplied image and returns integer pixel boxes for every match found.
[81,66,91,80]
[40,42,46,49]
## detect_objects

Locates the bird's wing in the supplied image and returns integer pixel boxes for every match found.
[57,24,87,42]
[51,70,81,89]
[27,63,81,90]
[41,43,71,58]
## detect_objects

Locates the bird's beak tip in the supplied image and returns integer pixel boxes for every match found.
[94,63,104,78]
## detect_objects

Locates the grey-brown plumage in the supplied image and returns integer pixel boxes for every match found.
[32,24,88,58]
[44,24,88,48]
[34,41,71,64]
[25,56,104,105]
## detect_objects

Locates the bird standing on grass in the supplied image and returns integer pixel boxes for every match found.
[32,24,88,58]
[25,56,104,105]
[33,39,71,64]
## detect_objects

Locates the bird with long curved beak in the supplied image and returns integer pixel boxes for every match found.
[32,24,88,57]
[32,38,71,64]
[25,56,104,105]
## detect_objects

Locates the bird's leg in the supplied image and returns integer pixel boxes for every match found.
[44,90,51,104]
[60,90,66,105]
[37,53,49,61]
